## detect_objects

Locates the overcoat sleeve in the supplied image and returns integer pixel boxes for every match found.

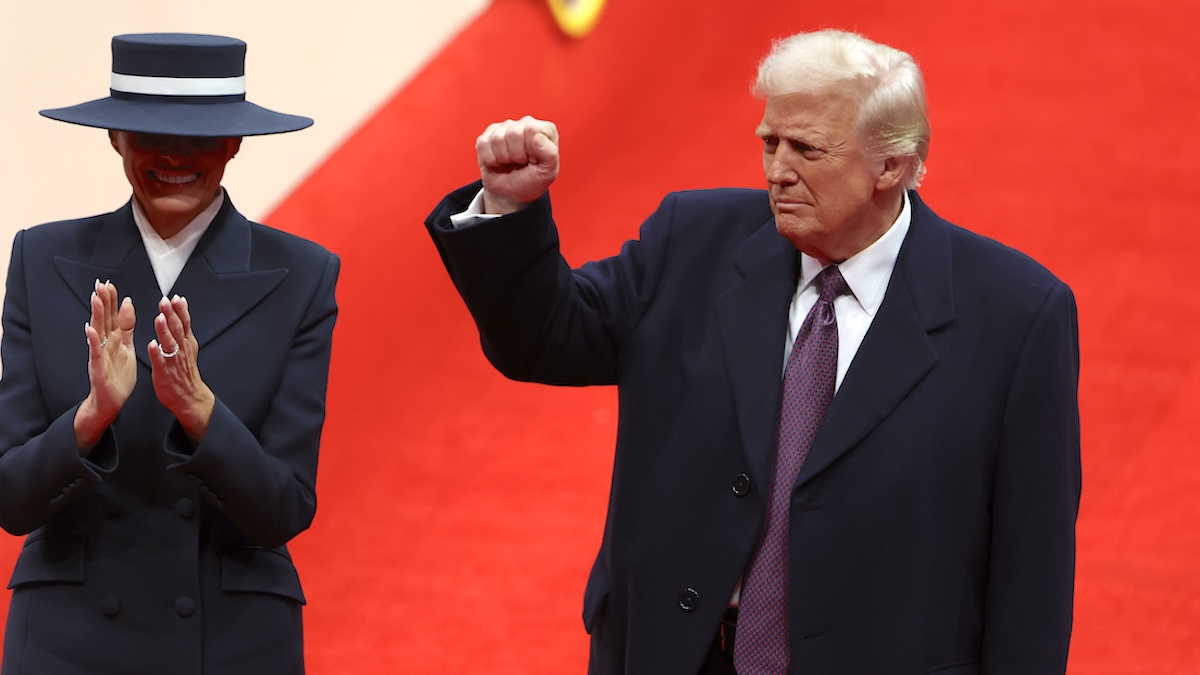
[0,230,117,535]
[982,279,1081,673]
[424,181,670,386]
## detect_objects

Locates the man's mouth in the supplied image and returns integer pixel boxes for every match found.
[152,171,200,185]
[772,198,810,209]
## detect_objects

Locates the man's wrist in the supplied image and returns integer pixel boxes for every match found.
[482,190,527,216]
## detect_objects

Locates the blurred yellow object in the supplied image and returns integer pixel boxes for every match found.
[548,0,606,38]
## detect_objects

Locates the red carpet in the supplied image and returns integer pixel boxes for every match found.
[3,0,1198,672]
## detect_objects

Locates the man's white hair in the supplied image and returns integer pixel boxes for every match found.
[753,30,930,189]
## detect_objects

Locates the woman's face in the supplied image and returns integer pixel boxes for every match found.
[109,131,242,237]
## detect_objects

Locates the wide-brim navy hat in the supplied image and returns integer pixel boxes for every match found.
[40,33,312,137]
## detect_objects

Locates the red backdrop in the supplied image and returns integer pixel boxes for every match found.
[3,0,1198,672]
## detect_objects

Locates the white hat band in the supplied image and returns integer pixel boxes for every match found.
[111,72,246,97]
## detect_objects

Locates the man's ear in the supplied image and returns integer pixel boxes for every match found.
[109,129,121,155]
[876,156,907,191]
[876,156,905,190]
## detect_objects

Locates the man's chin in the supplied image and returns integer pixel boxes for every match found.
[774,216,817,240]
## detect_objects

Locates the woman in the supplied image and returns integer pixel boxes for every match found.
[0,33,338,674]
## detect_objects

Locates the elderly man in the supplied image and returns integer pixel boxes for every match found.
[426,30,1080,674]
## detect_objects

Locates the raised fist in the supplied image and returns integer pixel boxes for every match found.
[476,116,560,215]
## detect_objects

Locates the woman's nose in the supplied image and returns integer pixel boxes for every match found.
[160,140,192,157]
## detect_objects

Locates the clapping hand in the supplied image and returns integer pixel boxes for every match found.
[73,287,215,450]
[75,280,136,450]
[149,295,214,443]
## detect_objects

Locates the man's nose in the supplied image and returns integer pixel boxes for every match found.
[766,152,796,184]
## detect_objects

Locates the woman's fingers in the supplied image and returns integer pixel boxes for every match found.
[119,296,136,346]
[174,295,192,338]
[155,297,181,355]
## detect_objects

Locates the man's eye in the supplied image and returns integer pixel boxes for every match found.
[792,141,824,158]
[762,138,780,152]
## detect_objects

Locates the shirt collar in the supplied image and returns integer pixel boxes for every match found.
[131,189,225,253]
[798,191,912,317]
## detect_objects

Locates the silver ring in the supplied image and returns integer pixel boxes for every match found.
[158,343,180,359]
[99,337,108,349]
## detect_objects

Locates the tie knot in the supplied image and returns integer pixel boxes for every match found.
[816,265,849,303]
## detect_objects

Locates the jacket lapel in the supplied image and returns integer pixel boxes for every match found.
[717,220,799,492]
[52,203,165,369]
[167,196,288,351]
[795,192,956,488]
[51,196,287,370]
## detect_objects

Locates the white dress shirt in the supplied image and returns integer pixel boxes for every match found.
[131,190,224,297]
[787,191,911,391]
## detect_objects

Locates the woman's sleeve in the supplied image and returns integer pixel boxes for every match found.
[164,252,340,548]
[0,230,117,535]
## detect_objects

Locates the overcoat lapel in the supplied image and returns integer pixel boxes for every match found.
[51,195,287,370]
[168,197,287,353]
[795,193,956,488]
[53,203,163,369]
[717,220,799,493]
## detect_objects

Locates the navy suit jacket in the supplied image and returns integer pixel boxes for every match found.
[0,195,339,675]
[426,183,1080,675]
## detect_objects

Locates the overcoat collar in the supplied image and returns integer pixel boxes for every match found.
[718,191,956,492]
[52,193,288,368]
[796,192,954,488]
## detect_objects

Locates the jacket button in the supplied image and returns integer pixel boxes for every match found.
[100,595,120,617]
[175,497,195,519]
[732,473,752,497]
[175,596,195,617]
[678,588,699,612]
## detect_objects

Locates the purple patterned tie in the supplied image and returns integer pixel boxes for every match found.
[733,265,849,674]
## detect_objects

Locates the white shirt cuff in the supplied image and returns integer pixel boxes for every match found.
[448,189,502,229]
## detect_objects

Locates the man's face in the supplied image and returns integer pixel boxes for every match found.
[110,131,241,237]
[757,89,889,262]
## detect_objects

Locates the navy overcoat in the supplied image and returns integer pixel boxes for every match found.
[0,194,338,675]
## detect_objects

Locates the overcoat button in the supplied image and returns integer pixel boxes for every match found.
[732,473,752,497]
[100,595,120,617]
[678,588,699,612]
[175,596,195,617]
[175,497,195,519]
